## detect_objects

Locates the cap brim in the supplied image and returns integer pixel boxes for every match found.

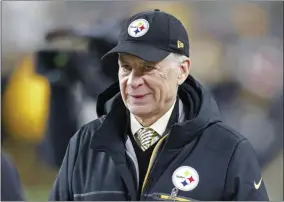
[102,42,171,62]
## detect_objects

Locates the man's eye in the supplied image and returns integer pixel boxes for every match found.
[121,65,131,71]
[144,65,155,71]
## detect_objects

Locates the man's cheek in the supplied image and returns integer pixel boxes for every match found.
[153,70,166,80]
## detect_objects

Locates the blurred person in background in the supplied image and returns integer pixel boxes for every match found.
[49,9,268,201]
[36,20,121,168]
[1,152,25,201]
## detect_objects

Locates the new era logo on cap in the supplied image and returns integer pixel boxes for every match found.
[177,40,184,49]
[102,9,189,62]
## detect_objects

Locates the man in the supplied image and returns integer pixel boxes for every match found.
[49,9,269,201]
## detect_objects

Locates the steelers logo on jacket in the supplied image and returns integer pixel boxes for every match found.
[172,166,199,191]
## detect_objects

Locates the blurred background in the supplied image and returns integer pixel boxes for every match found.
[1,1,283,201]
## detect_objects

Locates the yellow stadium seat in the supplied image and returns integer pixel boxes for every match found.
[2,56,51,142]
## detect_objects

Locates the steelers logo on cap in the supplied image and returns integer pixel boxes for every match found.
[172,166,199,191]
[128,19,149,38]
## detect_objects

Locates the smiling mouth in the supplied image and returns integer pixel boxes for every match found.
[130,94,149,99]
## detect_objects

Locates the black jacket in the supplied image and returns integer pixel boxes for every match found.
[1,152,25,201]
[49,76,269,201]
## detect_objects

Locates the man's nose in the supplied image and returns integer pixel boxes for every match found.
[127,70,143,88]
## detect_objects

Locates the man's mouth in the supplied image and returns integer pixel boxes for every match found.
[131,94,148,99]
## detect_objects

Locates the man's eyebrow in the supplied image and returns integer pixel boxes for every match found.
[119,57,129,64]
[143,61,156,66]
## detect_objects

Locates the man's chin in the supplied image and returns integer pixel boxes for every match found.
[127,105,151,116]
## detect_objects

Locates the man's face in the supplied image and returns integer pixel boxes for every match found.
[118,53,185,119]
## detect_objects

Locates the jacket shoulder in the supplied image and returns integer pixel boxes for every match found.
[202,121,248,152]
[215,122,247,141]
[68,116,106,156]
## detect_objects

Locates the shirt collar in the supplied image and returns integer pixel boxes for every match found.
[130,100,176,136]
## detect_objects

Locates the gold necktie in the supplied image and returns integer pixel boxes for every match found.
[135,127,159,151]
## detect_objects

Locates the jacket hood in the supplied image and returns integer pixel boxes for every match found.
[96,75,221,149]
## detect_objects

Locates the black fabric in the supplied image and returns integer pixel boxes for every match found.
[178,81,201,120]
[1,152,25,201]
[103,41,171,63]
[102,9,189,62]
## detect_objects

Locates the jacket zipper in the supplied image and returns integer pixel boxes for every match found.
[141,135,168,198]
[154,193,190,201]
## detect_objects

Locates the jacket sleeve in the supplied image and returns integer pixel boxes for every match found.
[223,139,269,201]
[48,131,80,201]
[48,117,105,201]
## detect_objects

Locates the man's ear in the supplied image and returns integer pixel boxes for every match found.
[178,58,191,85]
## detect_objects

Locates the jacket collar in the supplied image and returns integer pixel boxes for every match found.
[92,76,221,151]
[91,97,127,151]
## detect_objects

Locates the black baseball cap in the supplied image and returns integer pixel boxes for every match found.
[102,9,189,62]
